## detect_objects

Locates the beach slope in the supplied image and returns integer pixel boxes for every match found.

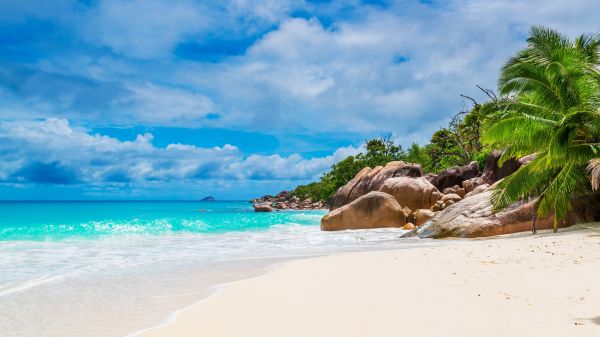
[138,225,600,337]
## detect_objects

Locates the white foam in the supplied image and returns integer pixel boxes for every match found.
[0,224,437,337]
[0,275,63,298]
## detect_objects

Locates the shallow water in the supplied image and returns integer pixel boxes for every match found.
[0,201,432,337]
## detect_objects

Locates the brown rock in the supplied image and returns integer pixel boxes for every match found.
[330,161,423,210]
[321,191,407,231]
[423,173,437,183]
[431,200,445,212]
[379,177,442,211]
[402,223,416,230]
[443,200,455,208]
[456,188,466,198]
[253,204,272,212]
[481,150,521,185]
[462,179,474,193]
[441,193,462,203]
[276,190,290,198]
[568,191,600,224]
[430,161,479,191]
[464,183,490,198]
[442,187,457,194]
[414,209,435,226]
[412,191,559,238]
[403,206,415,224]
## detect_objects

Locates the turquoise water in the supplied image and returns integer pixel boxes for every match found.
[0,200,422,337]
[0,201,323,240]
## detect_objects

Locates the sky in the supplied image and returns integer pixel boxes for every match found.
[0,0,598,200]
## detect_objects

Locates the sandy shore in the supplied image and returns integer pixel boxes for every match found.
[137,224,600,337]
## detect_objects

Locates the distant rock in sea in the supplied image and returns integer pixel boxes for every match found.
[251,190,328,211]
[200,196,216,201]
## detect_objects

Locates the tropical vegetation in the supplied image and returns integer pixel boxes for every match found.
[482,26,600,232]
[293,103,490,201]
[295,26,600,234]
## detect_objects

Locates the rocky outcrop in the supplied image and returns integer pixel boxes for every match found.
[413,209,435,227]
[568,191,600,224]
[404,189,600,239]
[481,150,521,184]
[251,191,328,211]
[406,191,560,238]
[463,183,490,198]
[430,161,479,191]
[402,223,416,230]
[253,204,273,212]
[321,191,407,231]
[330,161,423,210]
[378,177,442,211]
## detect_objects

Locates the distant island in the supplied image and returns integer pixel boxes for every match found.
[200,196,216,201]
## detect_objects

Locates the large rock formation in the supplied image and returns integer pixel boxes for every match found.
[463,183,490,198]
[430,161,479,191]
[330,161,423,210]
[413,209,435,227]
[408,191,559,238]
[378,177,442,211]
[252,191,327,211]
[321,191,407,231]
[481,150,521,184]
[568,191,600,224]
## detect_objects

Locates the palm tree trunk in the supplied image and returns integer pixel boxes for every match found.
[531,199,538,234]
[553,217,558,233]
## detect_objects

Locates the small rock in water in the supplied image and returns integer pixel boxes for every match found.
[402,223,416,230]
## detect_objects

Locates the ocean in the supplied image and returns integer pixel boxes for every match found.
[0,201,424,337]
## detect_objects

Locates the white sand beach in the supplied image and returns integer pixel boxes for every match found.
[137,224,600,337]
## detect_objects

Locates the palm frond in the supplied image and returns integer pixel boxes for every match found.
[491,154,555,210]
[485,25,600,227]
[483,114,555,152]
[537,162,589,223]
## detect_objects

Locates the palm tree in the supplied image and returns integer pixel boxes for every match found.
[483,26,600,232]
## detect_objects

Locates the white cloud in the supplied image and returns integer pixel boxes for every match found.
[6,0,600,143]
[2,0,600,199]
[82,0,208,58]
[119,82,216,125]
[179,0,600,146]
[0,119,360,192]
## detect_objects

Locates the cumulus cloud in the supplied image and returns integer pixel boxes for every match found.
[0,119,360,193]
[180,0,600,144]
[82,0,208,59]
[1,0,599,198]
[119,82,217,125]
[3,0,599,138]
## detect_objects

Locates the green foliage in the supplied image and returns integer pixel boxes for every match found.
[291,181,334,202]
[426,128,465,172]
[292,103,490,202]
[292,136,408,202]
[426,102,491,172]
[360,137,406,167]
[483,26,600,231]
[405,143,431,170]
[292,97,493,202]
[292,26,600,233]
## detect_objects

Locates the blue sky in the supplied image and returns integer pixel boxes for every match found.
[0,0,598,200]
